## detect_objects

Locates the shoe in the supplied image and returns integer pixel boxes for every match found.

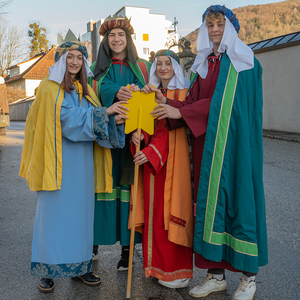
[92,245,100,261]
[117,246,131,271]
[72,272,101,287]
[232,275,256,300]
[39,278,54,293]
[158,278,190,289]
[189,273,227,298]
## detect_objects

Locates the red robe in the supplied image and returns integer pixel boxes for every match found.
[168,58,239,272]
[131,119,193,281]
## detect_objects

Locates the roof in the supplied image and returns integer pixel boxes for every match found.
[248,31,300,54]
[9,95,35,106]
[5,47,55,83]
[7,52,44,70]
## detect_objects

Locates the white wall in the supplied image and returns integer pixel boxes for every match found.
[124,6,178,59]
[25,79,41,97]
[19,58,40,74]
[255,44,300,133]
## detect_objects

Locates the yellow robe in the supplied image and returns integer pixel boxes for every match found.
[19,75,113,193]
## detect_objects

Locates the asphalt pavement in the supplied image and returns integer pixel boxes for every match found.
[0,122,299,300]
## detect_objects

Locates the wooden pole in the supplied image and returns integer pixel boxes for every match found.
[126,108,142,299]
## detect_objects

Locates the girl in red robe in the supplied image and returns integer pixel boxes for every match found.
[130,50,193,289]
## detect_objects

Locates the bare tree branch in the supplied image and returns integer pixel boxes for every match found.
[0,0,13,15]
[0,16,27,76]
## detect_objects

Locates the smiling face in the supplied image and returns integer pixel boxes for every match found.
[66,50,83,78]
[155,56,174,88]
[108,28,127,59]
[206,15,226,52]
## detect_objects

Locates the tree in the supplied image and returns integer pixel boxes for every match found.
[6,85,26,103]
[0,16,27,76]
[28,22,49,57]
[0,0,12,14]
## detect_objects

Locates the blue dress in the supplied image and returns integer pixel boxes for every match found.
[31,88,113,278]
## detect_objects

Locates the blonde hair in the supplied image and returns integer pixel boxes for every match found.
[205,12,225,23]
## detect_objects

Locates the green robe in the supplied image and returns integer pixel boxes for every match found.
[88,59,151,246]
[194,53,268,273]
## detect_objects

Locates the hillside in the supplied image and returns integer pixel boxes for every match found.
[181,0,300,54]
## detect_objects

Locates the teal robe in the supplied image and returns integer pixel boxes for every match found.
[88,59,151,246]
[194,53,268,273]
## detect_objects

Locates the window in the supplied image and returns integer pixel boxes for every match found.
[143,48,149,55]
[143,34,149,41]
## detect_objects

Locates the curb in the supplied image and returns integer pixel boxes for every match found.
[263,131,300,143]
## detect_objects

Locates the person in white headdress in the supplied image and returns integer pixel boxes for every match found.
[131,49,193,289]
[20,41,128,293]
[151,6,268,300]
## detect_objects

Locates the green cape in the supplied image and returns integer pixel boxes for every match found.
[194,53,268,273]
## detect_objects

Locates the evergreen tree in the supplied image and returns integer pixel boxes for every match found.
[28,22,49,57]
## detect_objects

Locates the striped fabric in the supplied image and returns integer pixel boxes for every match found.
[99,18,134,36]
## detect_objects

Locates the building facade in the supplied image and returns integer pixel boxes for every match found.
[248,31,300,133]
[82,6,178,64]
[5,47,55,97]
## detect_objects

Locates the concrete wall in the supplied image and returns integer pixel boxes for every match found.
[9,99,34,121]
[255,44,300,133]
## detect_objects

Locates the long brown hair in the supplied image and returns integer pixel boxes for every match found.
[63,56,90,97]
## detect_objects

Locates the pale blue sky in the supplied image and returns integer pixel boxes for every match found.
[5,0,283,44]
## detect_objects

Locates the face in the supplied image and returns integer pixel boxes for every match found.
[207,17,226,48]
[155,56,174,83]
[66,50,83,78]
[108,28,127,58]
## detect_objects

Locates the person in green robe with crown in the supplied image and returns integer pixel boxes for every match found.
[88,15,151,271]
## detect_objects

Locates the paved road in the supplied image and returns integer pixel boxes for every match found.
[0,123,299,300]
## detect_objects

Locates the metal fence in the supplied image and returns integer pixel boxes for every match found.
[9,97,35,121]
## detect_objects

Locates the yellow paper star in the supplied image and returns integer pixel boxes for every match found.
[122,88,156,135]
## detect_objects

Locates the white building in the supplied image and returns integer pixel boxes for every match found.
[82,6,178,64]
[5,47,55,98]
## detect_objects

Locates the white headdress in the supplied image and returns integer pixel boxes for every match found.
[190,16,254,79]
[149,56,190,90]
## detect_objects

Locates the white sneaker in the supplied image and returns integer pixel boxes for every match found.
[158,278,190,289]
[189,273,227,298]
[232,275,256,300]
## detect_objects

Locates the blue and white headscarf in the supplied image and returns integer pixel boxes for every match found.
[191,6,254,79]
[202,5,240,33]
[149,49,190,90]
[49,41,93,84]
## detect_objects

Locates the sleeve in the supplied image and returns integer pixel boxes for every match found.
[100,72,121,107]
[142,120,169,176]
[60,98,99,142]
[168,81,212,138]
[249,63,268,260]
[130,129,150,156]
[60,97,124,148]
[93,108,125,148]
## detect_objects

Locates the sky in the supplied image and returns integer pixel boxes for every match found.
[3,0,284,45]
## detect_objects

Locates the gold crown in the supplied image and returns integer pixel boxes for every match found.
[57,29,78,46]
